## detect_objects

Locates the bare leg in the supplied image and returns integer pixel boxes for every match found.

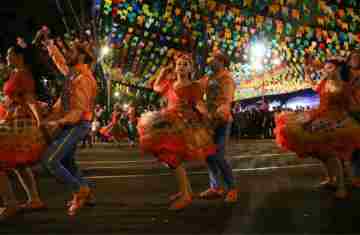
[332,157,348,199]
[169,164,193,210]
[324,157,337,186]
[0,171,18,220]
[319,158,331,185]
[14,167,44,205]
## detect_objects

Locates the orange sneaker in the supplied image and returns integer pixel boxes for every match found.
[66,191,96,207]
[352,178,360,188]
[169,192,183,202]
[199,188,224,199]
[67,187,91,216]
[19,200,47,212]
[0,206,19,221]
[224,189,238,203]
[169,196,192,211]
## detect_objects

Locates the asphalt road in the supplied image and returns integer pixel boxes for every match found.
[1,139,359,234]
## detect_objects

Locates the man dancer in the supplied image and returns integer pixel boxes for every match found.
[200,51,238,202]
[40,29,97,216]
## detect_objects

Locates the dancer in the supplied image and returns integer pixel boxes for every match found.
[40,29,97,216]
[137,52,215,210]
[275,59,360,198]
[92,104,105,143]
[0,46,47,219]
[126,103,137,147]
[99,103,127,143]
[344,51,360,187]
[199,51,238,202]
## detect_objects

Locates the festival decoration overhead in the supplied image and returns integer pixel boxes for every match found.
[99,0,360,100]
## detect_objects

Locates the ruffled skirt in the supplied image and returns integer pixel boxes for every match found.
[0,105,47,170]
[99,122,128,141]
[137,108,216,168]
[274,109,360,160]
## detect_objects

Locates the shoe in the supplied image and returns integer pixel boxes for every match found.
[67,187,91,216]
[352,178,360,188]
[169,192,183,202]
[169,196,192,211]
[0,206,19,221]
[224,189,238,203]
[19,200,47,212]
[334,189,349,200]
[199,188,224,199]
[86,191,96,206]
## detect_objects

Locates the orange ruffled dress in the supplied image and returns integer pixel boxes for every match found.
[137,80,216,168]
[274,73,360,160]
[99,111,128,141]
[0,70,47,169]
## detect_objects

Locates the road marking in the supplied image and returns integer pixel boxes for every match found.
[78,153,297,165]
[86,163,321,179]
[79,160,156,164]
[232,153,296,159]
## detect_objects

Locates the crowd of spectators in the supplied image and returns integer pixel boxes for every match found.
[230,104,314,139]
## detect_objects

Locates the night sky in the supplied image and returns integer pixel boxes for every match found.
[0,0,93,55]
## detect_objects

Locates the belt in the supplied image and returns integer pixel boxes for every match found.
[81,111,93,122]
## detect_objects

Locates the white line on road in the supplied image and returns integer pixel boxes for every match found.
[231,153,296,159]
[78,153,297,165]
[79,160,156,164]
[86,163,320,180]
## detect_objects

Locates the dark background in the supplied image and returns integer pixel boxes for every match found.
[0,0,93,55]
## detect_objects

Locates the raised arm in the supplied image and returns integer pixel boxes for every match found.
[153,66,172,93]
[45,40,70,76]
[303,65,321,90]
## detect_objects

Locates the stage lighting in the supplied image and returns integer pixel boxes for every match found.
[101,46,110,57]
[250,41,266,59]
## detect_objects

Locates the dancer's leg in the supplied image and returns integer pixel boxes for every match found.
[211,123,237,202]
[41,123,92,215]
[169,163,192,210]
[0,171,18,220]
[332,157,347,199]
[14,167,46,209]
[352,149,360,187]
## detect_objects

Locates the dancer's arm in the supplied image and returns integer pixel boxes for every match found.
[303,66,319,90]
[44,39,70,76]
[153,66,172,93]
[215,76,235,122]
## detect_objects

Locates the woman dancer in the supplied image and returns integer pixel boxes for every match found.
[0,46,47,219]
[99,103,128,143]
[275,59,360,198]
[344,51,360,187]
[137,52,215,210]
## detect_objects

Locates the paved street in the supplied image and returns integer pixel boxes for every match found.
[1,139,359,234]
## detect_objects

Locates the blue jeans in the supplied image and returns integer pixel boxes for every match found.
[42,121,91,192]
[206,122,235,190]
[127,122,136,142]
[352,150,360,177]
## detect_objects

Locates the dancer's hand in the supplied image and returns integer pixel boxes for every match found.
[45,121,60,128]
[216,104,231,120]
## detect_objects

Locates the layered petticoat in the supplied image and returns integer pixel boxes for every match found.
[137,104,216,168]
[99,121,128,141]
[0,104,47,170]
[275,107,360,160]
